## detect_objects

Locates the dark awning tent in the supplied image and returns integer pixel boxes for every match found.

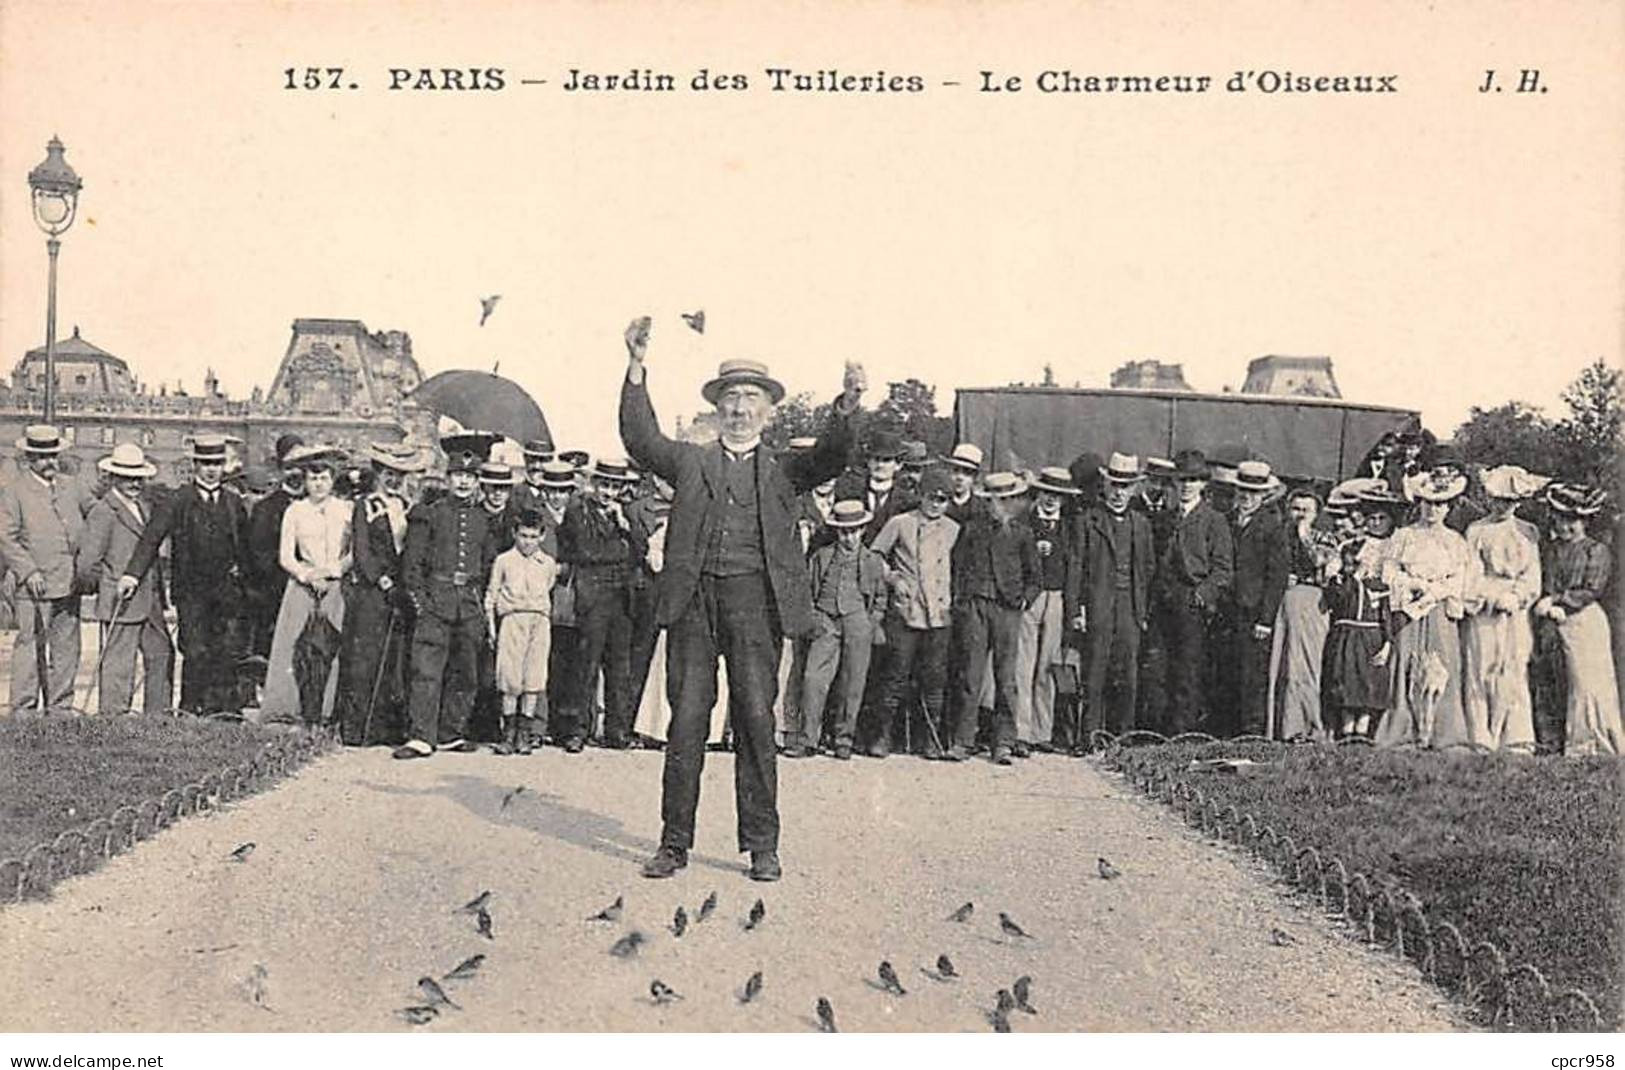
[953,387,1421,482]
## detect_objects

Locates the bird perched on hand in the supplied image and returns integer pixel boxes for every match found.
[1013,975,1037,1014]
[609,931,647,958]
[936,954,958,979]
[815,996,837,1033]
[947,901,974,923]
[878,960,906,996]
[650,980,683,1004]
[680,310,705,334]
[500,786,526,810]
[744,897,766,931]
[228,842,255,863]
[476,906,494,940]
[697,890,718,923]
[740,970,763,1004]
[1098,856,1122,880]
[417,976,460,1009]
[457,890,491,915]
[588,895,624,923]
[396,1004,439,1026]
[479,295,501,327]
[671,905,688,938]
[999,912,1034,939]
[442,954,485,981]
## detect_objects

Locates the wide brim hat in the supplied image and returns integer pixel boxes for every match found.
[1170,449,1211,481]
[97,443,157,479]
[1328,477,1384,511]
[273,433,305,465]
[1481,464,1550,500]
[944,444,984,472]
[1545,482,1606,517]
[591,458,638,482]
[1032,465,1082,496]
[1098,452,1145,483]
[1233,460,1282,493]
[285,444,341,470]
[701,359,786,406]
[826,499,874,528]
[368,442,424,473]
[1356,484,1409,513]
[975,471,1029,499]
[15,424,66,455]
[1409,470,1467,503]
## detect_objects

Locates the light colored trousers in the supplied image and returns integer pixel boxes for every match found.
[1014,589,1065,744]
[98,610,175,715]
[11,594,81,714]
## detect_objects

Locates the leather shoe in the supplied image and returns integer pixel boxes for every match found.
[941,746,968,762]
[391,743,430,760]
[833,744,853,760]
[563,737,585,754]
[782,745,816,759]
[867,742,890,759]
[749,850,782,882]
[992,747,1013,766]
[443,739,478,753]
[641,846,688,879]
[1012,741,1032,759]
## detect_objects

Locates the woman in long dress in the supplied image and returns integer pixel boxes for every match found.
[257,447,353,725]
[1533,483,1623,756]
[1374,470,1480,749]
[1460,466,1547,752]
[1268,488,1336,741]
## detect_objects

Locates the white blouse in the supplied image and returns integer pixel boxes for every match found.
[280,496,354,586]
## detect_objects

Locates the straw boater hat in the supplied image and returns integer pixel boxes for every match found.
[1145,457,1176,480]
[522,440,555,464]
[1098,453,1145,483]
[701,359,785,405]
[1327,477,1383,512]
[944,444,984,473]
[1410,468,1467,503]
[369,442,424,473]
[787,436,818,451]
[975,471,1029,499]
[1481,464,1549,500]
[1233,460,1282,494]
[478,462,517,486]
[1032,466,1082,496]
[590,458,638,482]
[187,433,231,464]
[1545,483,1606,517]
[559,449,591,469]
[536,460,577,490]
[826,498,873,528]
[98,442,157,479]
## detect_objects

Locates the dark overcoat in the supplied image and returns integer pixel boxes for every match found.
[1070,505,1155,630]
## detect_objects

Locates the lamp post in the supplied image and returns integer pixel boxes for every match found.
[27,136,83,425]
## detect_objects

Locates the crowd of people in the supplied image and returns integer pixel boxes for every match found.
[0,388,1618,770]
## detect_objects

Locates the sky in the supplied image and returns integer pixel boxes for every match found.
[1,0,1620,459]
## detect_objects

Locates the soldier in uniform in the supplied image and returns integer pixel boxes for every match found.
[393,432,500,759]
[121,434,251,716]
[337,442,422,745]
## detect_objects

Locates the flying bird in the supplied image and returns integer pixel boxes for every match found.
[740,970,763,1004]
[609,931,647,958]
[417,976,460,1009]
[991,1007,1012,1033]
[588,895,625,923]
[1270,927,1296,947]
[442,954,485,981]
[476,906,494,940]
[815,996,837,1033]
[479,295,501,326]
[680,310,705,334]
[878,960,906,996]
[650,979,683,1004]
[744,897,765,931]
[998,912,1034,939]
[697,890,718,923]
[457,890,491,915]
[1098,856,1122,880]
[936,954,958,979]
[500,786,526,810]
[947,901,974,923]
[396,1005,439,1025]
[671,905,688,938]
[228,842,256,863]
[1013,975,1037,1014]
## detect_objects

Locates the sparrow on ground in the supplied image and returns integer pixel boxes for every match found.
[947,901,974,923]
[999,912,1034,939]
[936,954,958,979]
[396,1005,439,1025]
[815,996,837,1033]
[228,842,255,863]
[479,295,501,326]
[878,960,906,995]
[610,931,647,958]
[500,786,526,810]
[588,895,624,923]
[650,980,683,1004]
[740,970,763,1004]
[442,954,485,981]
[457,890,491,915]
[417,976,460,1009]
[991,1007,1012,1033]
[1270,927,1296,947]
[1013,975,1037,1014]
[680,310,705,334]
[476,906,494,940]
[996,988,1016,1015]
[744,897,765,931]
[697,890,718,922]
[671,905,688,938]
[1098,857,1122,880]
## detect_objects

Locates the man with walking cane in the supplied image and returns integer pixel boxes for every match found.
[77,444,172,715]
[0,425,88,715]
[338,443,422,745]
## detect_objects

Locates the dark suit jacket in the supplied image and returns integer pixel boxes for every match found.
[1071,505,1154,630]
[125,483,249,611]
[1156,500,1235,609]
[350,492,407,596]
[1229,505,1290,628]
[78,492,166,623]
[248,487,295,592]
[829,470,917,547]
[619,374,854,637]
[951,511,1040,611]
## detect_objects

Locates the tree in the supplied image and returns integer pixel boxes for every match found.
[876,378,954,454]
[761,391,830,452]
[1453,401,1564,473]
[1555,358,1622,486]
[1453,360,1623,487]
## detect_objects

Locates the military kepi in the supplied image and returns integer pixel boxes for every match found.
[442,431,498,474]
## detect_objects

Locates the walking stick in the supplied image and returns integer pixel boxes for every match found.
[915,694,946,755]
[359,605,399,746]
[32,600,50,713]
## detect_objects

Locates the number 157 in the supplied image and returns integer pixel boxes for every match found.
[284,67,347,90]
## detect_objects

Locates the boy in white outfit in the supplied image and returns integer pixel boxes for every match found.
[485,509,559,754]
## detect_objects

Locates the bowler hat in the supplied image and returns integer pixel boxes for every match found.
[866,429,904,460]
[901,440,931,469]
[98,442,157,479]
[1171,449,1211,481]
[701,359,786,406]
[826,498,873,528]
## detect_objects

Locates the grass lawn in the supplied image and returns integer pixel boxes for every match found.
[0,714,291,863]
[1114,740,1623,1028]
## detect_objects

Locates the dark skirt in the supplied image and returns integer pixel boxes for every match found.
[1321,623,1388,712]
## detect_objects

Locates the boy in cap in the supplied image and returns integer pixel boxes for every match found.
[790,499,890,759]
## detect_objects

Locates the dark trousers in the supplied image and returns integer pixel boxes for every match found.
[628,580,661,721]
[1157,587,1209,733]
[661,572,782,854]
[882,621,950,753]
[1219,609,1272,737]
[570,578,633,742]
[954,597,1021,751]
[337,584,406,745]
[547,624,580,740]
[176,595,245,715]
[1084,593,1142,740]
[407,589,482,746]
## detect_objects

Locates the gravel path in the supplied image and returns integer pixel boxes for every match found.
[0,745,1467,1032]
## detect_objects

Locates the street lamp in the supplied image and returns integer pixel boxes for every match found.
[27,136,83,424]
